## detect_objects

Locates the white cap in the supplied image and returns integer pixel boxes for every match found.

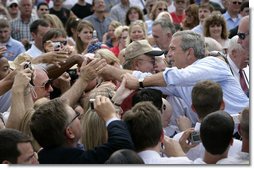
[6,0,19,7]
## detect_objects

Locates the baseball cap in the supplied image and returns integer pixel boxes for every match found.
[125,40,164,61]
[6,0,19,7]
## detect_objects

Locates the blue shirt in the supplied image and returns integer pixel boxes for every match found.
[191,24,203,35]
[2,37,26,61]
[133,56,249,115]
[223,11,242,31]
[161,56,249,114]
[84,14,113,42]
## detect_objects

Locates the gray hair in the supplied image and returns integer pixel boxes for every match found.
[228,35,245,55]
[173,30,206,59]
[152,18,176,35]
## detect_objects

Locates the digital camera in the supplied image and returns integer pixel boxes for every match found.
[190,131,201,144]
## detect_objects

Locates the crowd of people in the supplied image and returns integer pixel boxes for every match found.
[0,0,250,165]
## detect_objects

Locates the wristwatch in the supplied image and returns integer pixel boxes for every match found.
[138,77,144,88]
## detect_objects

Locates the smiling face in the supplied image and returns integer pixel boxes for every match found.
[78,27,93,45]
[209,23,222,39]
[129,25,145,41]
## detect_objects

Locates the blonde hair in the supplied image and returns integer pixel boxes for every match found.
[95,48,119,65]
[80,109,107,150]
[42,14,65,31]
[127,20,147,45]
[114,25,129,39]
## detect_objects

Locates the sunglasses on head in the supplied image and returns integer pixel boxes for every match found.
[237,32,249,40]
[66,111,81,127]
[232,1,242,5]
[34,79,52,90]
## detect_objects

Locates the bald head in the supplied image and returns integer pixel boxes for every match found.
[237,15,249,51]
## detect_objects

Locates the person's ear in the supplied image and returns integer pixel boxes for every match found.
[220,100,225,110]
[65,127,75,139]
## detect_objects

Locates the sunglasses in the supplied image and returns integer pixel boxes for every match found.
[232,1,242,5]
[9,3,18,8]
[237,32,249,40]
[52,40,67,46]
[66,111,81,127]
[158,8,168,11]
[34,79,52,90]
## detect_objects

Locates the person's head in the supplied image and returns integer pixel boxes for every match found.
[240,1,249,17]
[155,11,173,22]
[228,35,248,69]
[204,37,223,54]
[183,4,199,29]
[65,17,80,39]
[239,107,249,141]
[132,88,163,111]
[105,149,144,164]
[30,98,81,148]
[114,25,129,49]
[150,1,168,20]
[226,0,243,14]
[107,20,121,40]
[6,0,19,17]
[0,128,38,164]
[95,48,120,67]
[203,14,228,40]
[124,39,164,73]
[76,20,94,54]
[125,6,144,26]
[0,18,11,43]
[42,28,67,52]
[0,4,11,20]
[198,3,214,24]
[191,80,224,120]
[174,0,188,13]
[145,0,158,16]
[30,19,50,50]
[0,57,11,80]
[200,110,234,155]
[36,2,49,18]
[32,67,53,101]
[80,109,107,150]
[123,101,163,152]
[237,15,249,51]
[127,20,147,44]
[41,13,65,30]
[52,0,64,8]
[92,0,106,13]
[152,18,176,51]
[19,0,33,17]
[168,30,205,68]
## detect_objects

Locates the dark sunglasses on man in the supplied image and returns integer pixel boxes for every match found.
[237,32,249,40]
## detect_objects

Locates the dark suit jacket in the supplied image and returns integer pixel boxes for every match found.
[38,120,134,164]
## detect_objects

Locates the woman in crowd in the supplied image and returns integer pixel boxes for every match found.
[182,4,199,30]
[65,16,81,46]
[126,20,147,45]
[125,6,145,26]
[102,20,121,48]
[203,14,229,54]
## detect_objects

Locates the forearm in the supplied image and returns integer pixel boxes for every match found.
[101,65,132,82]
[61,78,87,107]
[46,56,82,79]
[143,72,167,87]
[0,79,13,96]
[6,89,26,129]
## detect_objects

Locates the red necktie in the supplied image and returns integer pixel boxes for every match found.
[239,70,248,93]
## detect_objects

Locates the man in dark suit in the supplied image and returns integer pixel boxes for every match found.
[30,96,134,164]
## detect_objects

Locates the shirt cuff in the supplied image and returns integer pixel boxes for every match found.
[106,117,120,127]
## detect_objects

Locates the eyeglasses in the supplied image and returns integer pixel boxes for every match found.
[52,40,67,46]
[237,32,249,40]
[34,79,52,90]
[232,1,242,5]
[9,4,18,8]
[158,8,168,11]
[66,111,80,127]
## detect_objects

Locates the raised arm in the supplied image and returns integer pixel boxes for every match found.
[60,58,107,107]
